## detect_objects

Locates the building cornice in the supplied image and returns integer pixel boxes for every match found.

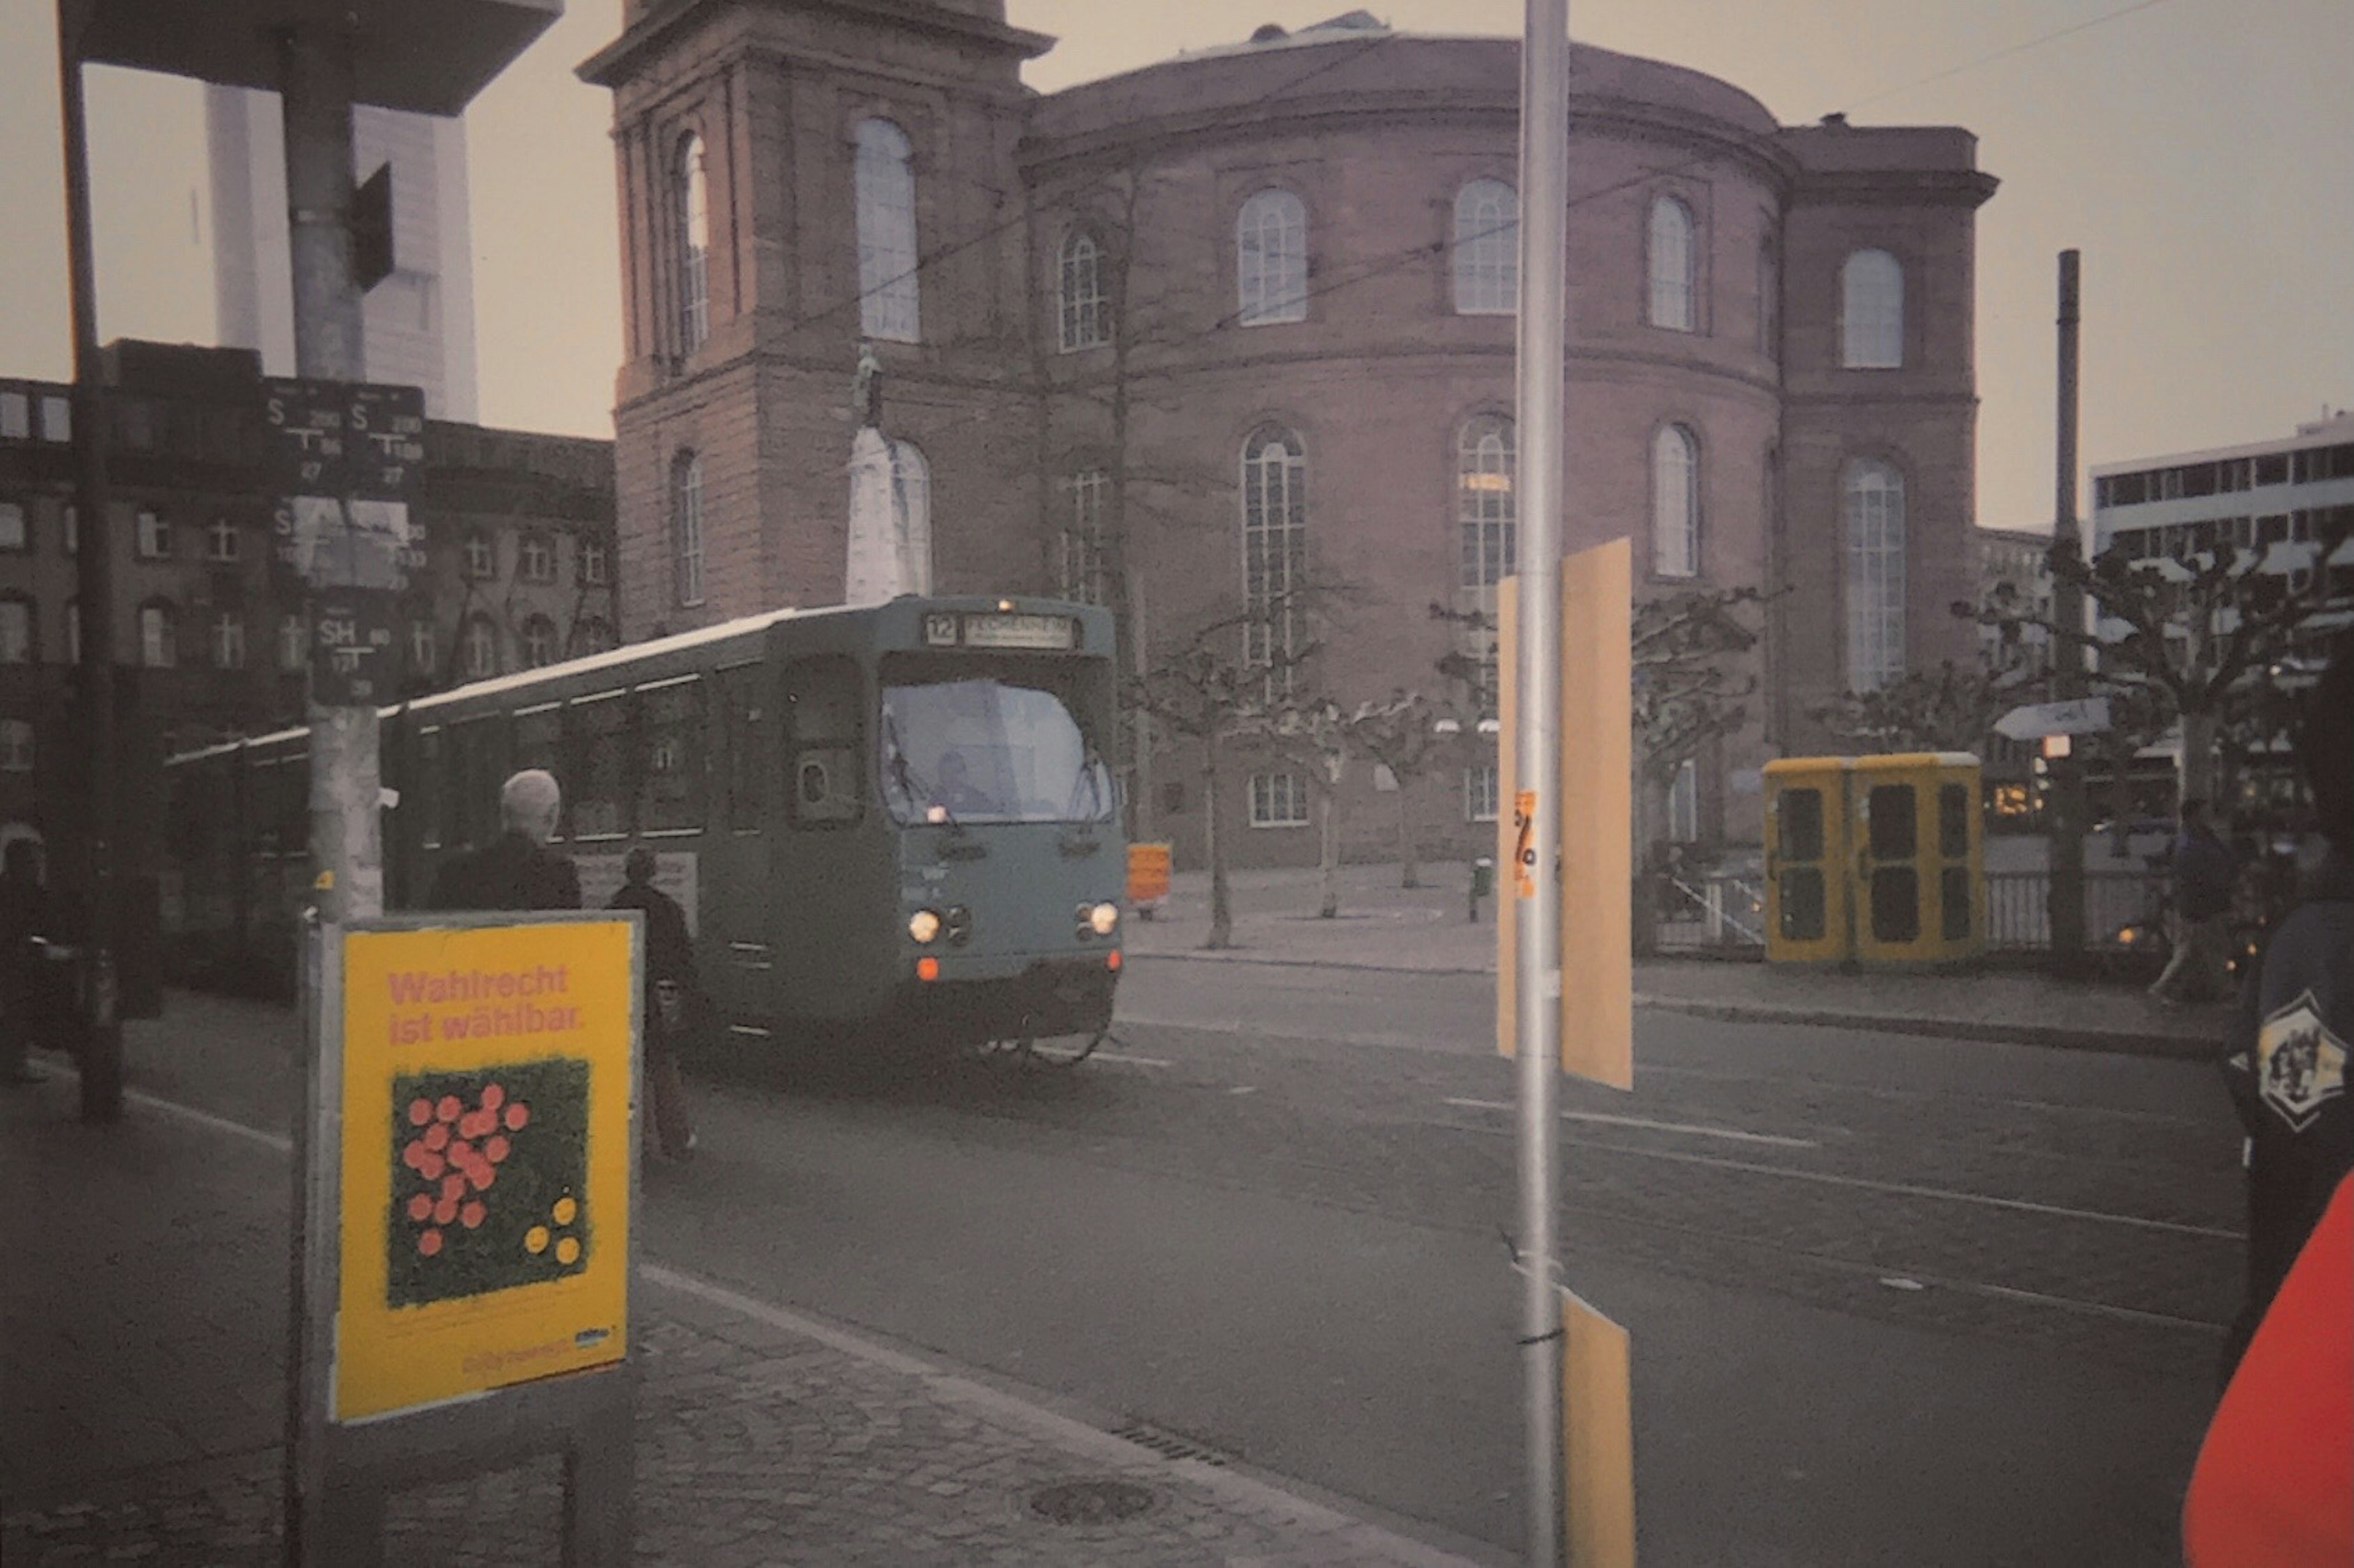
[1019,87,1801,199]
[580,0,1054,89]
[1788,168,1999,210]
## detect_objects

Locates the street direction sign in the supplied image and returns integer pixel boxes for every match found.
[1994,696,2112,741]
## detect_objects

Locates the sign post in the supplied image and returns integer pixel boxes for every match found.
[290,913,641,1566]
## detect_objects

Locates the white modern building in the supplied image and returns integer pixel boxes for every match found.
[2089,411,2354,642]
[205,88,478,421]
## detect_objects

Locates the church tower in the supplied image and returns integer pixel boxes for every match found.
[579,0,1055,637]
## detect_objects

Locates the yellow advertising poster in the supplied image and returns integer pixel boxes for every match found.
[333,918,639,1423]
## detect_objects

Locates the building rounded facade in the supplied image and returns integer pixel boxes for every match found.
[585,5,1995,865]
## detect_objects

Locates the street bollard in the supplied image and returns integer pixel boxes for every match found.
[1469,856,1494,923]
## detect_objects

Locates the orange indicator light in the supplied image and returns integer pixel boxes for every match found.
[1105,950,1121,972]
[916,956,941,982]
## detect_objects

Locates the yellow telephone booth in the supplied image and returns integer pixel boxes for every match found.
[1850,753,1984,965]
[1764,753,1984,967]
[1763,758,1852,964]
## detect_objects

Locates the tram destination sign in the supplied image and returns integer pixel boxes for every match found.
[926,611,1078,651]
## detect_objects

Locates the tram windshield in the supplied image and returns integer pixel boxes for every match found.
[878,655,1114,826]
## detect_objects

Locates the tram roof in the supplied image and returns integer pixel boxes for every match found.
[166,595,1106,766]
[405,603,812,717]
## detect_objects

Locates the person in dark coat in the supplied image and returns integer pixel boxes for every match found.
[431,769,581,913]
[0,839,61,1083]
[2219,632,2354,1376]
[2150,797,2239,1007]
[606,846,696,1160]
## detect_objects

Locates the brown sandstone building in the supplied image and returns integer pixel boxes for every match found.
[581,4,1997,864]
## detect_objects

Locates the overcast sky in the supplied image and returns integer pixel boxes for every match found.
[1,0,2345,534]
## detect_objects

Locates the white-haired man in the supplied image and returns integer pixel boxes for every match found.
[431,769,582,911]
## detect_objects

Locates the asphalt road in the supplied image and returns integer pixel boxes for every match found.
[632,956,2244,1567]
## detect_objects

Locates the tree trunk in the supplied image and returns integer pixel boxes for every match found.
[1631,764,1663,959]
[1318,782,1339,919]
[1205,728,1232,950]
[1396,783,1419,889]
[2178,707,2220,811]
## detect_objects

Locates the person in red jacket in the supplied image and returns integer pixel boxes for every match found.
[2181,1172,2351,1566]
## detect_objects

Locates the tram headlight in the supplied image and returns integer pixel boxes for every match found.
[1086,902,1119,937]
[908,909,943,945]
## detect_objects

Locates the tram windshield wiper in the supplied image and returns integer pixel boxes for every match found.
[883,712,962,834]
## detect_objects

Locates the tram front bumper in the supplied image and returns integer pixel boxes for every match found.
[901,952,1119,1043]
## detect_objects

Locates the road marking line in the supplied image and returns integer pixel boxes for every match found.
[1441,1096,1819,1149]
[1093,1049,1174,1068]
[1591,1140,2242,1239]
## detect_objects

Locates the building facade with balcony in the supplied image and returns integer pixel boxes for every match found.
[0,341,616,881]
[582,4,1997,867]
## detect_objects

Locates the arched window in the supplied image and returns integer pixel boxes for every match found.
[460,614,499,680]
[1060,467,1109,605]
[854,120,920,343]
[573,618,615,655]
[0,719,31,774]
[1241,424,1308,688]
[891,439,932,595]
[463,530,495,579]
[1843,459,1906,691]
[677,132,710,353]
[1457,415,1516,590]
[276,612,305,672]
[0,595,32,664]
[1455,414,1515,710]
[671,451,705,607]
[408,617,436,677]
[208,611,245,671]
[206,516,240,562]
[1651,424,1700,578]
[138,600,177,668]
[1059,230,1107,352]
[66,599,80,664]
[1236,189,1308,326]
[1452,179,1517,315]
[520,615,558,669]
[1842,249,1904,369]
[1648,196,1696,331]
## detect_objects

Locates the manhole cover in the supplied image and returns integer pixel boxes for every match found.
[1027,1479,1160,1525]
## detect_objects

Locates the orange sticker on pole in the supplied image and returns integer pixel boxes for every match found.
[1514,790,1539,899]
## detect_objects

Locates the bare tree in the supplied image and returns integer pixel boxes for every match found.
[1808,660,2014,756]
[1340,690,1444,888]
[1960,529,2348,808]
[1628,586,1764,954]
[1127,588,1331,950]
[1245,696,1350,919]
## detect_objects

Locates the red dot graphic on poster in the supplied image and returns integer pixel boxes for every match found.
[386,1060,588,1310]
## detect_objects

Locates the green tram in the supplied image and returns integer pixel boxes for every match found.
[164,595,1127,1060]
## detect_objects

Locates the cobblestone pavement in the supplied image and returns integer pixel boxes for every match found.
[1123,863,2230,1056]
[0,1071,1501,1568]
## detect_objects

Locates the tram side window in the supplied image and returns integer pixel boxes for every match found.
[276,755,310,858]
[445,717,508,850]
[719,663,766,832]
[514,705,563,835]
[638,679,706,832]
[785,657,862,827]
[569,693,631,839]
[414,729,442,850]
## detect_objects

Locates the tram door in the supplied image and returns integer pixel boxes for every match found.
[1763,759,1850,964]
